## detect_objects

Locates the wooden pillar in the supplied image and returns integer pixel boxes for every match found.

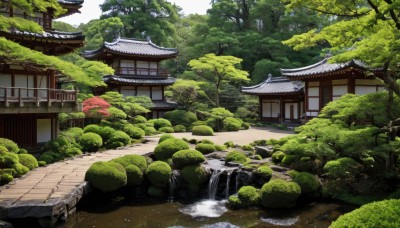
[150,86,153,100]
[259,96,263,121]
[348,77,355,94]
[280,97,284,123]
[304,81,308,121]
[162,86,165,101]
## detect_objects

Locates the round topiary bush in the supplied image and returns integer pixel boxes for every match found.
[66,147,83,157]
[225,151,248,164]
[85,161,127,192]
[0,138,19,153]
[271,151,286,163]
[195,143,216,155]
[158,134,175,143]
[123,124,145,139]
[17,154,38,170]
[0,173,13,185]
[192,125,214,136]
[64,127,84,141]
[111,154,148,172]
[97,126,116,142]
[324,157,360,179]
[215,145,227,151]
[173,125,187,133]
[133,123,147,130]
[238,186,261,207]
[105,130,131,149]
[153,138,189,160]
[148,118,172,130]
[79,132,103,152]
[260,179,301,208]
[164,110,197,128]
[331,199,400,228]
[255,165,273,182]
[125,164,144,186]
[292,172,320,195]
[158,127,175,133]
[144,127,158,136]
[181,165,209,191]
[12,164,29,177]
[198,139,214,145]
[147,185,165,197]
[146,161,172,188]
[83,124,102,135]
[132,115,147,124]
[172,149,206,169]
[223,117,242,131]
[0,152,19,168]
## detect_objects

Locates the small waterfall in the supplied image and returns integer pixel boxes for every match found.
[225,170,233,199]
[169,172,177,200]
[235,168,241,193]
[208,170,224,200]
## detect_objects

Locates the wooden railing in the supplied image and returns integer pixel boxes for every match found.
[0,87,77,107]
[11,13,51,29]
[116,67,169,77]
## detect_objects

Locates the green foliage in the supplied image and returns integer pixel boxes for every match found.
[292,172,320,195]
[123,124,145,139]
[111,154,147,172]
[224,141,235,148]
[144,127,158,136]
[198,139,214,145]
[78,133,103,152]
[324,157,360,179]
[271,151,286,163]
[192,125,214,136]
[225,151,248,164]
[0,152,19,168]
[237,186,261,207]
[173,125,187,132]
[85,161,127,192]
[228,196,242,209]
[154,138,190,160]
[17,154,38,171]
[181,165,209,190]
[331,199,400,228]
[215,144,227,151]
[125,164,144,186]
[255,166,273,181]
[260,179,302,208]
[241,144,253,151]
[223,117,242,131]
[84,124,102,135]
[0,138,19,153]
[158,134,175,144]
[132,115,147,124]
[12,164,29,177]
[164,110,198,128]
[159,127,175,133]
[195,143,216,155]
[64,127,84,141]
[149,118,172,130]
[105,130,131,149]
[281,155,297,165]
[0,173,13,185]
[146,161,172,188]
[172,149,206,169]
[168,80,200,111]
[107,107,127,120]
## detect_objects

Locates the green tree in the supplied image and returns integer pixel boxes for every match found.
[168,79,199,111]
[188,53,249,107]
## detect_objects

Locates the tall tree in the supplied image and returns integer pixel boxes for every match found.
[100,0,179,45]
[188,53,249,107]
[79,18,124,50]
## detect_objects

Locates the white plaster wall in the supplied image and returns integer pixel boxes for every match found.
[355,86,376,95]
[120,60,135,74]
[137,86,151,97]
[15,74,34,97]
[285,103,298,119]
[121,86,136,97]
[332,79,348,85]
[0,74,12,96]
[150,62,158,76]
[355,79,381,85]
[262,102,270,117]
[308,87,319,96]
[377,86,386,92]
[37,75,47,99]
[308,98,319,110]
[332,85,348,96]
[152,87,162,100]
[271,103,280,117]
[37,119,51,143]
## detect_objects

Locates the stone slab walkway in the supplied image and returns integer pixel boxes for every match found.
[0,127,292,223]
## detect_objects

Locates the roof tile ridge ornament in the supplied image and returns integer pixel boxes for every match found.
[281,57,329,73]
[241,74,272,90]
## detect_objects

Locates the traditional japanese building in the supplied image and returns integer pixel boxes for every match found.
[242,75,303,123]
[0,0,84,147]
[82,37,179,119]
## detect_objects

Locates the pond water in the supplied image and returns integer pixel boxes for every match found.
[59,194,354,228]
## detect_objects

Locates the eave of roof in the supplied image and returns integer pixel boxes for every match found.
[241,76,303,95]
[151,101,178,110]
[2,30,85,42]
[103,76,176,86]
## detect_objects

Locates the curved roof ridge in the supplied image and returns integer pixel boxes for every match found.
[281,58,328,73]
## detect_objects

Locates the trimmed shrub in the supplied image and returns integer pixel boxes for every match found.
[147,185,165,197]
[181,165,209,191]
[223,117,242,131]
[255,166,273,182]
[144,127,158,136]
[146,161,172,188]
[66,147,82,157]
[172,149,206,169]
[159,134,175,143]
[271,151,286,163]
[260,179,301,208]
[228,195,242,209]
[281,155,297,165]
[0,138,18,153]
[225,151,248,164]
[331,199,400,228]
[85,161,127,192]
[238,186,261,207]
[224,141,235,148]
[125,164,144,186]
[18,149,27,154]
[132,115,147,124]
[0,146,8,154]
[83,124,102,135]
[195,143,216,155]
[17,154,38,170]
[105,130,131,149]
[188,139,198,144]
[159,127,174,133]
[241,144,253,151]
[64,127,84,141]
[38,161,46,167]
[198,139,214,145]
[153,138,189,160]
[164,110,197,128]
[134,123,147,130]
[215,145,227,151]
[0,173,13,185]
[0,153,19,168]
[123,125,145,139]
[292,172,320,195]
[148,118,172,130]
[192,125,214,136]
[173,125,186,133]
[0,168,16,176]
[79,133,103,152]
[324,157,360,179]
[98,126,116,142]
[12,164,29,177]
[111,154,147,172]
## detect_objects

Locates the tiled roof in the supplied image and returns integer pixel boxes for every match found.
[58,0,84,5]
[4,30,84,40]
[241,75,303,95]
[151,101,178,110]
[281,58,367,78]
[103,76,176,86]
[83,38,178,59]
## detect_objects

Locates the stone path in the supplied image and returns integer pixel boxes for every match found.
[0,127,292,223]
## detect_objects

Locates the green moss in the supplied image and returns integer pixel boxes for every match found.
[125,164,143,186]
[146,161,172,188]
[271,151,286,163]
[147,185,165,197]
[281,155,297,165]
[195,143,216,155]
[324,157,360,179]
[241,144,253,151]
[0,152,19,168]
[260,179,301,208]
[215,145,227,151]
[172,150,206,169]
[225,151,248,164]
[253,154,262,160]
[224,141,235,148]
[148,118,172,130]
[0,173,13,185]
[12,164,29,177]
[159,134,175,143]
[292,172,320,195]
[181,165,209,187]
[198,139,214,145]
[153,138,189,160]
[17,154,38,170]
[111,154,147,172]
[105,130,131,149]
[79,132,103,152]
[223,117,242,131]
[144,127,158,136]
[173,125,187,133]
[238,186,261,207]
[188,139,198,144]
[132,115,147,124]
[0,138,19,153]
[159,127,175,133]
[192,125,214,136]
[0,146,8,155]
[123,124,145,139]
[331,199,400,228]
[228,195,242,209]
[85,161,127,192]
[255,166,273,181]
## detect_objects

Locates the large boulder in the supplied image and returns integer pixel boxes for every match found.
[172,149,206,169]
[260,179,301,208]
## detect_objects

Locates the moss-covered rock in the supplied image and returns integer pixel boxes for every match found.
[181,165,209,191]
[172,150,206,169]
[271,151,286,163]
[281,154,297,165]
[125,164,144,186]
[260,179,301,208]
[111,154,147,172]
[324,157,360,179]
[225,151,248,164]
[198,139,214,145]
[192,125,214,136]
[228,195,242,209]
[153,138,189,160]
[146,161,172,188]
[158,134,175,143]
[195,143,216,155]
[17,154,38,170]
[254,166,273,183]
[147,185,166,197]
[292,172,320,195]
[0,138,18,153]
[215,144,227,151]
[85,161,127,192]
[238,186,261,207]
[331,199,400,228]
[78,132,103,152]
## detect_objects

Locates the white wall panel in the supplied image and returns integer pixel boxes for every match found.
[308,87,319,96]
[37,75,47,99]
[0,74,12,96]
[137,86,151,97]
[152,87,162,100]
[308,98,319,110]
[37,119,51,143]
[355,86,376,95]
[121,86,136,97]
[285,103,298,119]
[333,85,347,96]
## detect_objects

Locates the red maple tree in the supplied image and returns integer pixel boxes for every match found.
[82,97,111,118]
